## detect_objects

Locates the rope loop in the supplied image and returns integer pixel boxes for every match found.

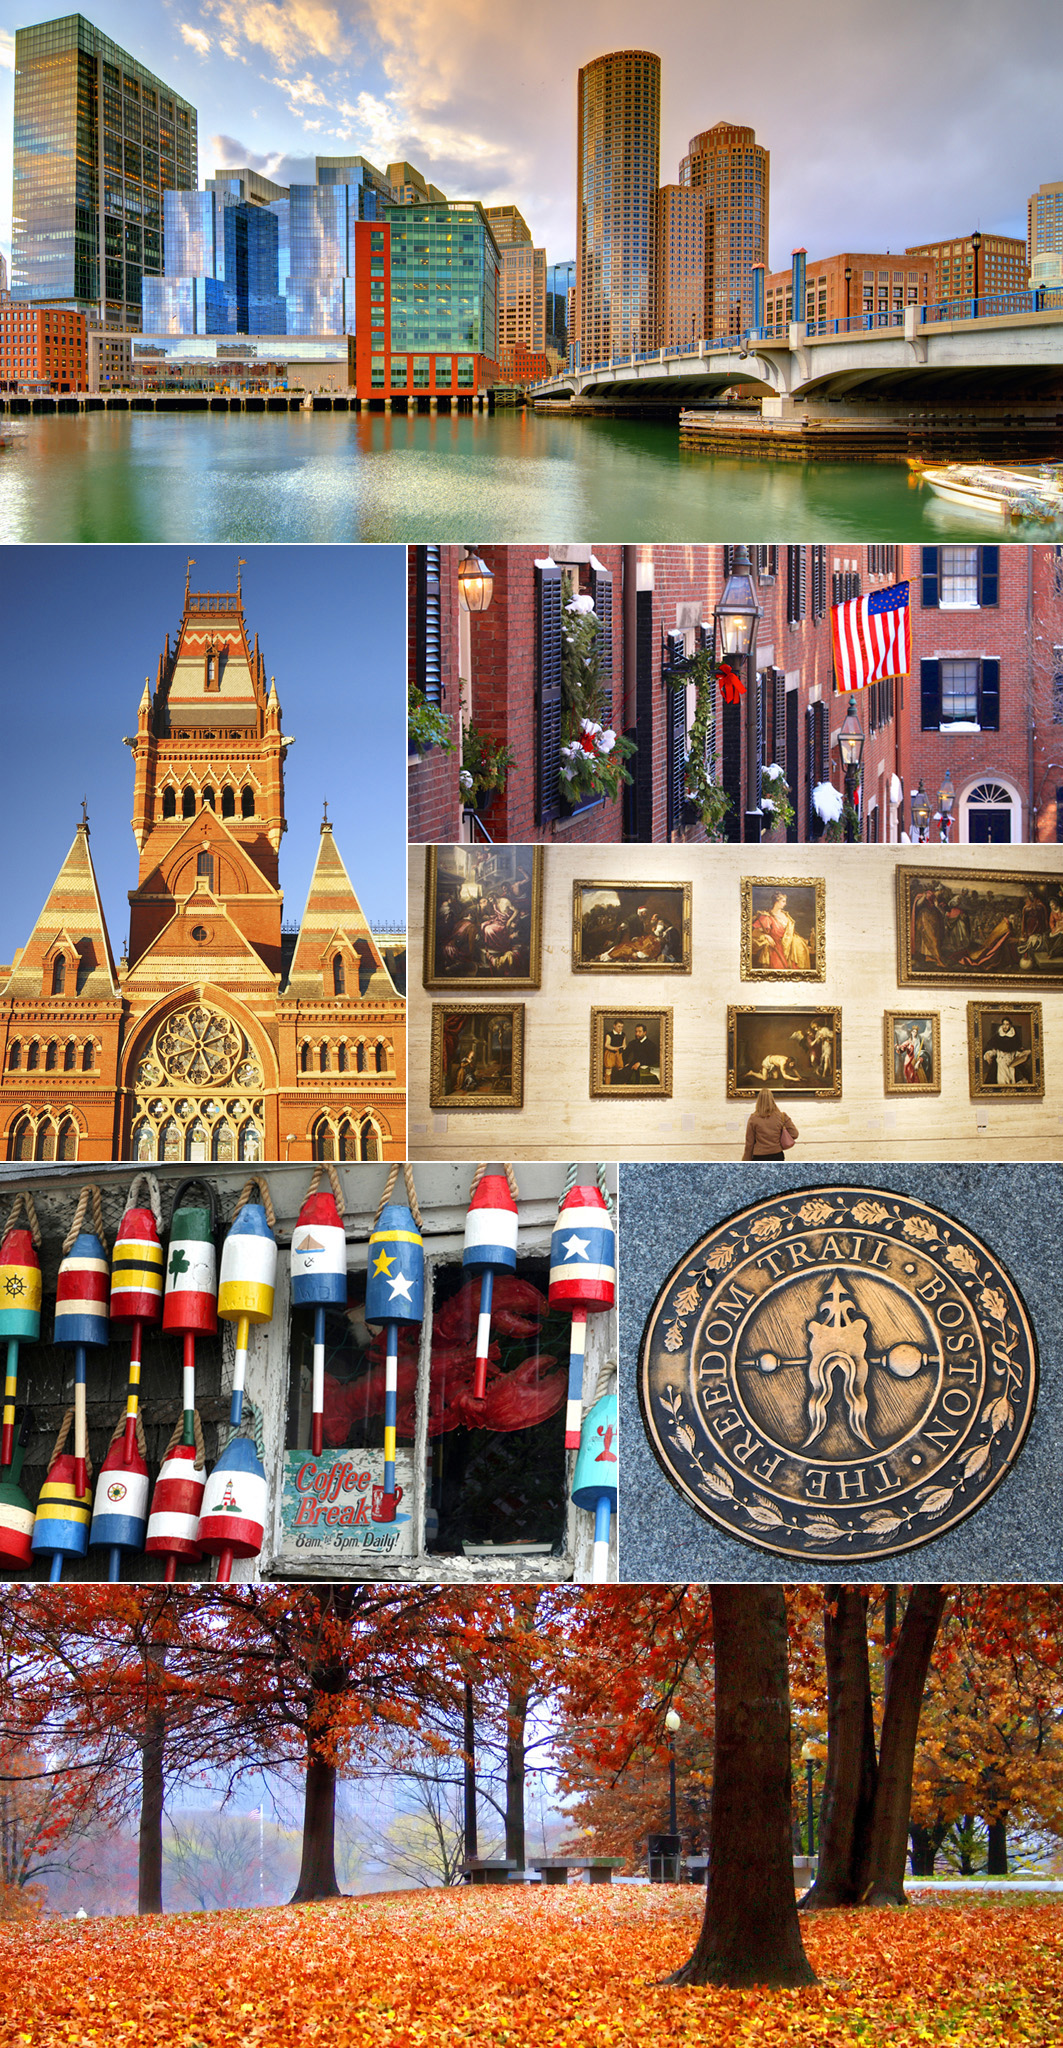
[306,1162,346,1213]
[61,1184,107,1256]
[1,1190,42,1248]
[232,1176,276,1230]
[122,1173,163,1231]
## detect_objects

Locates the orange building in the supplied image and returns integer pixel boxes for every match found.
[763,252,933,332]
[680,122,768,339]
[0,571,405,1163]
[0,305,87,391]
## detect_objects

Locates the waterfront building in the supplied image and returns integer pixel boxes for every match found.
[576,49,660,365]
[763,251,933,332]
[654,184,704,348]
[484,205,532,246]
[1027,180,1063,288]
[387,162,448,206]
[409,545,1063,846]
[383,200,500,398]
[546,258,576,360]
[904,232,1026,302]
[679,122,768,340]
[11,14,196,329]
[143,190,284,335]
[0,303,86,390]
[0,569,405,1162]
[497,241,546,361]
[87,327,132,391]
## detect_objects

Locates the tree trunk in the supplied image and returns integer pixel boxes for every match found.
[859,1585,946,1906]
[138,1637,168,1916]
[290,1749,341,1902]
[505,1674,529,1873]
[671,1586,816,1988]
[463,1681,477,1865]
[802,1586,878,1909]
[909,1822,944,1877]
[986,1814,1008,1876]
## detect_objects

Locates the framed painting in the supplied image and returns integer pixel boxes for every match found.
[572,881,692,971]
[423,846,543,990]
[590,1008,673,1098]
[897,866,1063,986]
[741,877,825,982]
[727,1006,842,1099]
[429,1005,525,1110]
[883,1012,941,1095]
[967,1002,1044,1100]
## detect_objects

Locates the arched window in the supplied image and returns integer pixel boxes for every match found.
[238,1122,262,1162]
[375,1040,386,1073]
[9,1117,33,1161]
[212,1122,235,1163]
[202,786,215,811]
[312,1117,336,1161]
[26,1042,39,1071]
[64,1041,76,1071]
[7,1044,20,1071]
[162,787,177,818]
[34,1118,56,1161]
[132,1119,154,1161]
[82,1043,94,1072]
[320,1042,330,1072]
[45,1041,58,1071]
[185,1118,209,1161]
[338,1118,357,1160]
[205,651,216,689]
[221,787,235,817]
[300,1041,310,1074]
[360,1118,381,1161]
[333,953,346,996]
[57,1118,77,1161]
[337,1043,348,1073]
[182,788,196,818]
[159,1118,182,1162]
[51,955,66,995]
[356,1041,366,1073]
[197,850,213,888]
[241,787,255,818]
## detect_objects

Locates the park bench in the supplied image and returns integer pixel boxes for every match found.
[462,1858,519,1885]
[530,1857,625,1886]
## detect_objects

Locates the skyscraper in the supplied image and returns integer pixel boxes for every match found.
[1028,179,1063,288]
[546,258,576,359]
[11,14,196,328]
[654,185,704,348]
[680,122,768,339]
[576,50,660,366]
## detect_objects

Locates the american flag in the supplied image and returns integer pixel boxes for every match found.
[831,581,911,692]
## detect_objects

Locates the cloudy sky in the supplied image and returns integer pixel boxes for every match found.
[1,0,1061,275]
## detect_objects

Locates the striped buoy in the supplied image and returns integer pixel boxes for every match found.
[463,1168,519,1401]
[56,1186,110,1506]
[198,1433,267,1571]
[549,1176,616,1450]
[571,1377,618,1585]
[89,1423,150,1579]
[218,1179,278,1437]
[366,1168,424,1521]
[163,1185,219,1339]
[291,1165,347,1459]
[31,1410,91,1578]
[145,1435,205,1567]
[0,1417,35,1571]
[110,1198,165,1328]
[0,1194,43,1473]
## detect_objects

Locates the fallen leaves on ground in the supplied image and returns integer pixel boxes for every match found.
[5,1885,1063,2047]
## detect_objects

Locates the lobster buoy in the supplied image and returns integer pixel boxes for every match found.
[290,1167,348,1458]
[55,1191,110,1503]
[0,1198,43,1472]
[110,1179,165,1473]
[463,1170,519,1401]
[162,1185,219,1340]
[548,1179,616,1449]
[198,1434,267,1579]
[218,1184,278,1430]
[365,1180,424,1521]
[0,1418,35,1571]
[571,1384,619,1584]
[145,1438,205,1570]
[31,1415,92,1579]
[89,1427,150,1580]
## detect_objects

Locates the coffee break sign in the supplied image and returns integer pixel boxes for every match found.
[280,1448,416,1558]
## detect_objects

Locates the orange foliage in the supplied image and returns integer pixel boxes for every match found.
[4,1887,1063,2046]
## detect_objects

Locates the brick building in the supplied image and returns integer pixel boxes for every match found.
[0,304,87,391]
[763,253,933,333]
[0,571,405,1161]
[496,242,547,363]
[654,184,705,348]
[904,231,1027,302]
[679,122,768,339]
[409,544,1063,848]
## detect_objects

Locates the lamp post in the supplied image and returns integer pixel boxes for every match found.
[800,1739,817,1857]
[938,767,955,843]
[910,780,931,843]
[715,544,763,842]
[844,263,852,328]
[971,229,982,313]
[834,694,866,842]
[457,546,494,613]
[665,1707,680,1838]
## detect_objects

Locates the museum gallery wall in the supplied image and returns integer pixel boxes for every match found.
[407,842,1063,1163]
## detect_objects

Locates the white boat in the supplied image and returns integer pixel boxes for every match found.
[918,462,1063,523]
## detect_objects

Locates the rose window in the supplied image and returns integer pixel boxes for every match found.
[130,1003,264,1161]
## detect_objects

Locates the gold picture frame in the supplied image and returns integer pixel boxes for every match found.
[741,877,825,981]
[897,865,1063,986]
[590,1007,673,1098]
[423,846,543,990]
[967,1001,1044,1099]
[429,1004,525,1110]
[572,881,692,972]
[727,1006,842,1099]
[883,1012,941,1094]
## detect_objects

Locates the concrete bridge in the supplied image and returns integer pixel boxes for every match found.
[533,295,1063,417]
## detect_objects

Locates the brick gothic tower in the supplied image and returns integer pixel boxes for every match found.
[0,572,404,1163]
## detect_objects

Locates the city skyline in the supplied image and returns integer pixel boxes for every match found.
[1,0,1061,288]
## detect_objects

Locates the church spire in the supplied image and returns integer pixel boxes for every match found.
[284,826,397,998]
[0,819,118,998]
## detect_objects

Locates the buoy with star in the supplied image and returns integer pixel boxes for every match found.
[365,1166,424,1522]
[290,1163,348,1457]
[0,1192,43,1476]
[463,1167,519,1402]
[548,1173,616,1450]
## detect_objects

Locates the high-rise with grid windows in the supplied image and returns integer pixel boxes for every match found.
[576,49,660,367]
[680,122,768,341]
[1028,179,1063,289]
[11,14,196,329]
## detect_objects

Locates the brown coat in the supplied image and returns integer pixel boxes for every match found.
[743,1109,799,1159]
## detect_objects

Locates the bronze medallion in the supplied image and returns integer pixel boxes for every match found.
[638,1188,1038,1562]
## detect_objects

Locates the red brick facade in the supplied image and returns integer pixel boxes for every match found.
[408,544,463,843]
[0,305,87,391]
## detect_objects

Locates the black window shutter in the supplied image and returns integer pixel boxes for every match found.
[814,699,828,785]
[667,682,687,837]
[1057,787,1063,843]
[978,546,999,607]
[535,563,563,824]
[832,571,843,607]
[665,628,685,671]
[921,546,940,608]
[979,657,1000,730]
[773,670,787,773]
[591,564,613,722]
[787,545,805,624]
[921,658,941,731]
[415,545,442,704]
[634,588,655,842]
[799,546,807,619]
[723,545,735,577]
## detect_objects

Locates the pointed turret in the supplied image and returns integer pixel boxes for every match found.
[284,820,397,998]
[1,822,118,999]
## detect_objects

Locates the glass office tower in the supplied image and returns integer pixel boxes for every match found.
[11,14,196,328]
[386,203,499,358]
[143,190,283,334]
